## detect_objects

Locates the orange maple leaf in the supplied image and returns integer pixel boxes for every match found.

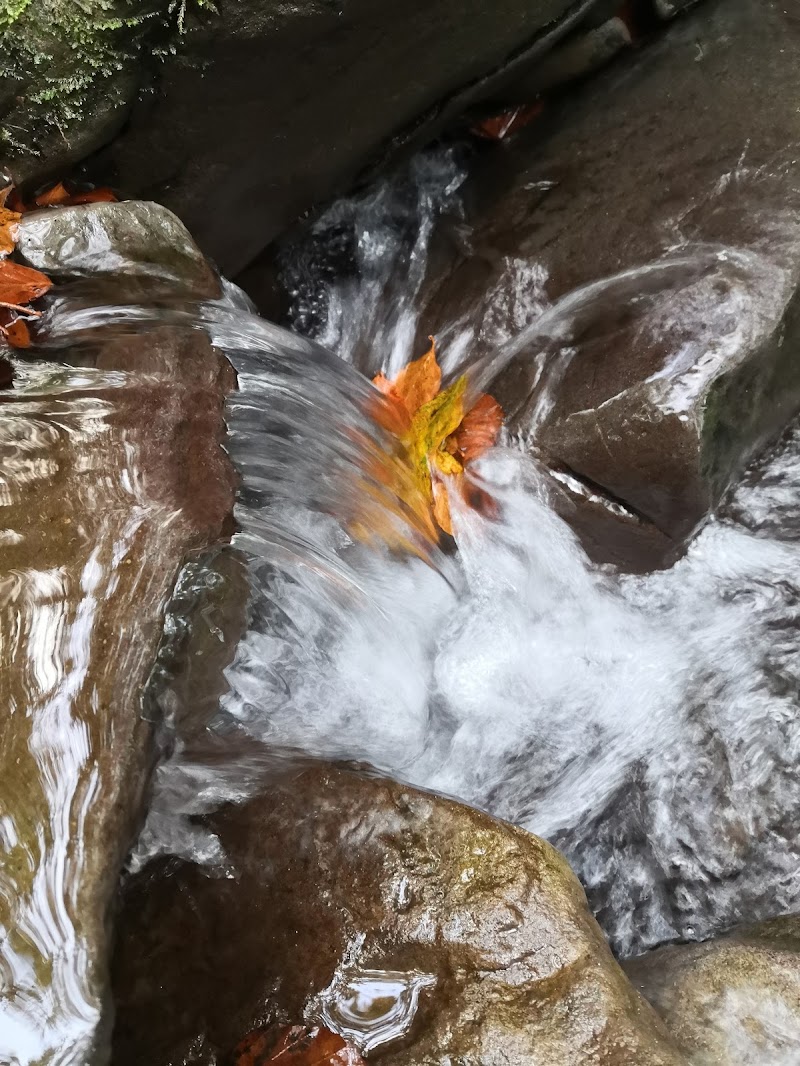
[373,337,441,428]
[34,181,117,208]
[371,338,503,536]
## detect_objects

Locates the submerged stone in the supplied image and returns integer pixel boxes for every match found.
[625,915,800,1064]
[112,766,685,1066]
[0,243,235,1060]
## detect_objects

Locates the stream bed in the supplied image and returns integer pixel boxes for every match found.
[3,0,800,1061]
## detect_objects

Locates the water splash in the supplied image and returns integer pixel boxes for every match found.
[133,151,800,964]
[311,965,437,1055]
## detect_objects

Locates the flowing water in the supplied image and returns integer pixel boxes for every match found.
[5,147,800,1060]
[141,149,800,960]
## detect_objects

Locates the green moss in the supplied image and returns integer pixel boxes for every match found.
[0,0,216,163]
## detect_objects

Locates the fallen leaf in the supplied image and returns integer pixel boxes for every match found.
[0,314,31,349]
[0,205,21,257]
[233,1025,365,1066]
[432,478,453,536]
[34,182,118,208]
[452,393,504,463]
[0,259,52,307]
[369,339,504,537]
[382,336,441,419]
[34,181,72,207]
[65,186,118,205]
[472,100,544,142]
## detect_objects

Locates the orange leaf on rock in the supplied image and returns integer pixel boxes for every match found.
[233,1025,365,1066]
[35,182,118,208]
[453,393,504,463]
[0,259,52,307]
[34,181,72,207]
[66,186,118,205]
[0,205,21,256]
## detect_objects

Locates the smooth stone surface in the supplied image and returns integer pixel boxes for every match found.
[0,323,235,1064]
[418,0,800,567]
[16,201,221,301]
[625,916,800,1065]
[111,766,686,1066]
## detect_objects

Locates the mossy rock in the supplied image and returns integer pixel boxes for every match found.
[0,0,212,183]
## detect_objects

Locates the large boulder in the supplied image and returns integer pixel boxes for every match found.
[0,205,235,1064]
[416,0,800,567]
[625,916,800,1064]
[111,766,686,1066]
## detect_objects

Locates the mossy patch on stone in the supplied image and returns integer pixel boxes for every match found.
[0,0,216,181]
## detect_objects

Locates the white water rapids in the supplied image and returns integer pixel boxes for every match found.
[121,149,800,962]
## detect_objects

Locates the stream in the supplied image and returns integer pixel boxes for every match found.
[4,140,800,1063]
[138,148,800,963]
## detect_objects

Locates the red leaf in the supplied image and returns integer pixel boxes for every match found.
[233,1025,365,1066]
[34,182,118,208]
[34,181,72,207]
[453,393,504,463]
[0,259,52,306]
[67,186,118,205]
[1,316,31,349]
[471,101,544,142]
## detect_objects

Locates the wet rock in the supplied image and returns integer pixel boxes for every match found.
[16,200,221,300]
[505,17,632,98]
[94,0,610,277]
[0,321,235,1062]
[420,0,800,566]
[112,766,685,1065]
[0,0,144,185]
[625,916,800,1064]
[653,0,698,18]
